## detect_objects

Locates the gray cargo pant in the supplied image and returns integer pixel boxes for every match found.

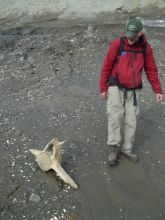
[107,86,141,153]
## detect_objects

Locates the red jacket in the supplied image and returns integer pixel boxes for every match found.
[100,33,162,94]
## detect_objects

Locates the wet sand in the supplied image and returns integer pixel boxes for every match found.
[0,16,165,220]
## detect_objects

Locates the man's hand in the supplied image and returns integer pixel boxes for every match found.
[156,93,163,102]
[101,92,108,99]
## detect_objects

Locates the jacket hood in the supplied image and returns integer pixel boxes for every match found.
[123,32,147,45]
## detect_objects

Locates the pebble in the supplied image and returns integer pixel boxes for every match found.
[67,213,77,220]
[29,193,41,202]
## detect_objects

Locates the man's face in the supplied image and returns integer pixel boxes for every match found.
[127,34,140,45]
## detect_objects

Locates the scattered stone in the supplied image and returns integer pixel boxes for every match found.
[18,154,28,159]
[29,193,41,202]
[66,213,78,220]
[28,70,34,74]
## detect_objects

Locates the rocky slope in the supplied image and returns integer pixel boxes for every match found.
[0,0,165,28]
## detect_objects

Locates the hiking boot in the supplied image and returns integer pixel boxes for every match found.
[122,151,139,163]
[108,145,118,166]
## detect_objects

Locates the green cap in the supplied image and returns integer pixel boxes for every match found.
[125,19,143,39]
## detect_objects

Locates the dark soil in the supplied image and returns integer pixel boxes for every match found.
[0,14,165,220]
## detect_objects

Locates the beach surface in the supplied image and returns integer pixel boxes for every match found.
[0,12,165,220]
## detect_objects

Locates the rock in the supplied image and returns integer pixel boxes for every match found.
[66,213,78,220]
[18,154,28,159]
[29,193,41,202]
[28,70,34,74]
[55,68,60,71]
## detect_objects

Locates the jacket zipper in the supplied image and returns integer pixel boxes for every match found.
[130,45,136,87]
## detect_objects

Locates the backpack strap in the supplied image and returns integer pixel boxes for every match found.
[142,42,147,58]
[117,37,147,58]
[117,37,125,56]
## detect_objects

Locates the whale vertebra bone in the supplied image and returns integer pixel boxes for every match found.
[29,138,78,190]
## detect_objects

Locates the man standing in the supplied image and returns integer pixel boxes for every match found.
[100,19,163,166]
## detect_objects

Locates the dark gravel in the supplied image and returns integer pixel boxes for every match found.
[0,14,165,220]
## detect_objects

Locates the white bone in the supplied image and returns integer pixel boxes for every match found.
[29,139,78,190]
